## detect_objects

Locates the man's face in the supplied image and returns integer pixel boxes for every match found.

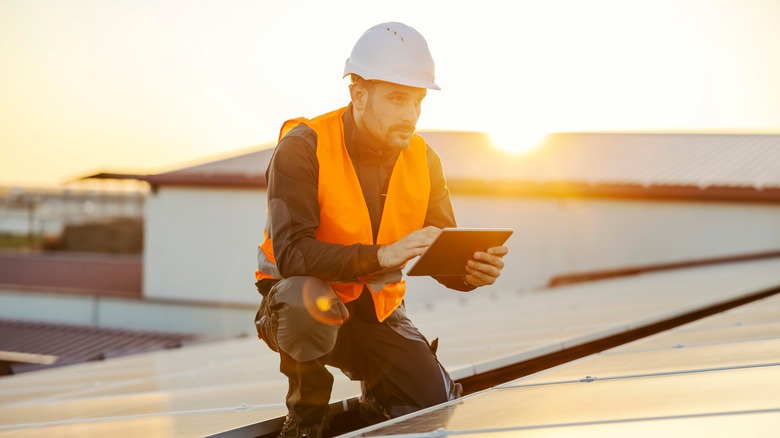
[360,81,427,151]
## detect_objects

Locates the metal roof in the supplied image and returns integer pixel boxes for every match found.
[140,132,780,202]
[0,251,141,297]
[344,291,780,437]
[2,257,779,436]
[481,132,780,189]
[425,131,780,201]
[143,146,274,190]
[0,319,200,374]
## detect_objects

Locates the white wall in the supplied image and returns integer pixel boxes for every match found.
[144,186,780,308]
[441,195,780,291]
[0,288,258,338]
[144,186,267,304]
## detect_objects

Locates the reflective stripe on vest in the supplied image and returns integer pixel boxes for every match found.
[255,106,430,321]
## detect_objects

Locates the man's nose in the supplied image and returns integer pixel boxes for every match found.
[401,101,420,123]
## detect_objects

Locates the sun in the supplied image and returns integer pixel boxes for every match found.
[489,128,548,154]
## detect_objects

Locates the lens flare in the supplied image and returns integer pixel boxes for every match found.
[315,296,332,312]
[301,279,345,326]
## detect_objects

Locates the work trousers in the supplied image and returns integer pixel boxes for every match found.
[256,276,461,426]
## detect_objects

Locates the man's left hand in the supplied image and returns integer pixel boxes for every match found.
[464,245,508,287]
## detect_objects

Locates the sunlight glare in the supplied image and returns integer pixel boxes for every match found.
[489,128,548,154]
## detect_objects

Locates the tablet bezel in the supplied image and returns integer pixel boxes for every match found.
[406,227,513,277]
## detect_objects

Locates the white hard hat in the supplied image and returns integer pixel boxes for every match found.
[343,22,440,90]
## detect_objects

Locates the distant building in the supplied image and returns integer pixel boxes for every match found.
[0,180,145,237]
[4,132,780,339]
[142,132,780,313]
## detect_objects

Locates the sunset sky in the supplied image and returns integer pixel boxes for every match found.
[2,0,779,187]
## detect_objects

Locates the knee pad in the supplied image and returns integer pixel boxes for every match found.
[270,276,349,362]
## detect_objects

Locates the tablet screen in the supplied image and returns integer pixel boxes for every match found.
[406,228,513,276]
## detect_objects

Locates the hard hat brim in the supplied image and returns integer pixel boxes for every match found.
[343,61,441,90]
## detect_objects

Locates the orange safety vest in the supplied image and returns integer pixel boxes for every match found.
[256,107,431,322]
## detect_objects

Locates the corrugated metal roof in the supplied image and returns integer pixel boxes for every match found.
[0,319,200,374]
[0,251,141,297]
[421,131,780,188]
[143,146,274,189]
[141,132,780,199]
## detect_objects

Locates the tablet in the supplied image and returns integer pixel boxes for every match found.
[406,228,513,276]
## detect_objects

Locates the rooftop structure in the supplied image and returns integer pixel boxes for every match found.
[142,132,780,202]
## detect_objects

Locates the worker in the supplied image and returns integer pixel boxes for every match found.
[254,22,508,438]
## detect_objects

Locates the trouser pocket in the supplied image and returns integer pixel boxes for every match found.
[255,280,280,352]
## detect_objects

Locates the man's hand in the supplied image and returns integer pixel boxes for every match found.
[378,226,441,269]
[464,245,508,287]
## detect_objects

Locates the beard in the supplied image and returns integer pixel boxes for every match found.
[384,125,415,151]
[363,101,416,152]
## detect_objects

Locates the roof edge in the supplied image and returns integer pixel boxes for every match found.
[548,249,780,287]
[141,174,780,203]
[447,180,780,203]
[143,174,267,192]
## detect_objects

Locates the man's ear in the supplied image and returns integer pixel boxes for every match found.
[349,82,367,111]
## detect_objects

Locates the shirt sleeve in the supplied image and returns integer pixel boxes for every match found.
[266,124,382,281]
[423,146,477,292]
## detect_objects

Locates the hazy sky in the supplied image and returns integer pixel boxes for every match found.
[2,0,779,187]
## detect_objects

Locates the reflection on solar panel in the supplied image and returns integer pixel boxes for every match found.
[1,258,779,437]
[0,337,361,437]
[344,294,780,436]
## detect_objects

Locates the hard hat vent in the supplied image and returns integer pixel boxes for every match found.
[386,27,404,42]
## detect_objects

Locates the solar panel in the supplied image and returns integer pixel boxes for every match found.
[342,292,780,436]
[2,260,779,436]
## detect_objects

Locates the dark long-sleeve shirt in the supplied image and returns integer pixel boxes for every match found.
[265,105,475,299]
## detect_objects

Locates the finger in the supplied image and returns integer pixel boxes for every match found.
[402,234,434,250]
[466,259,502,278]
[465,267,496,286]
[463,274,481,287]
[487,245,509,257]
[472,252,505,270]
[422,226,442,242]
[409,227,440,245]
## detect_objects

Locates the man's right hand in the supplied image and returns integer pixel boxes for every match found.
[377,226,441,270]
